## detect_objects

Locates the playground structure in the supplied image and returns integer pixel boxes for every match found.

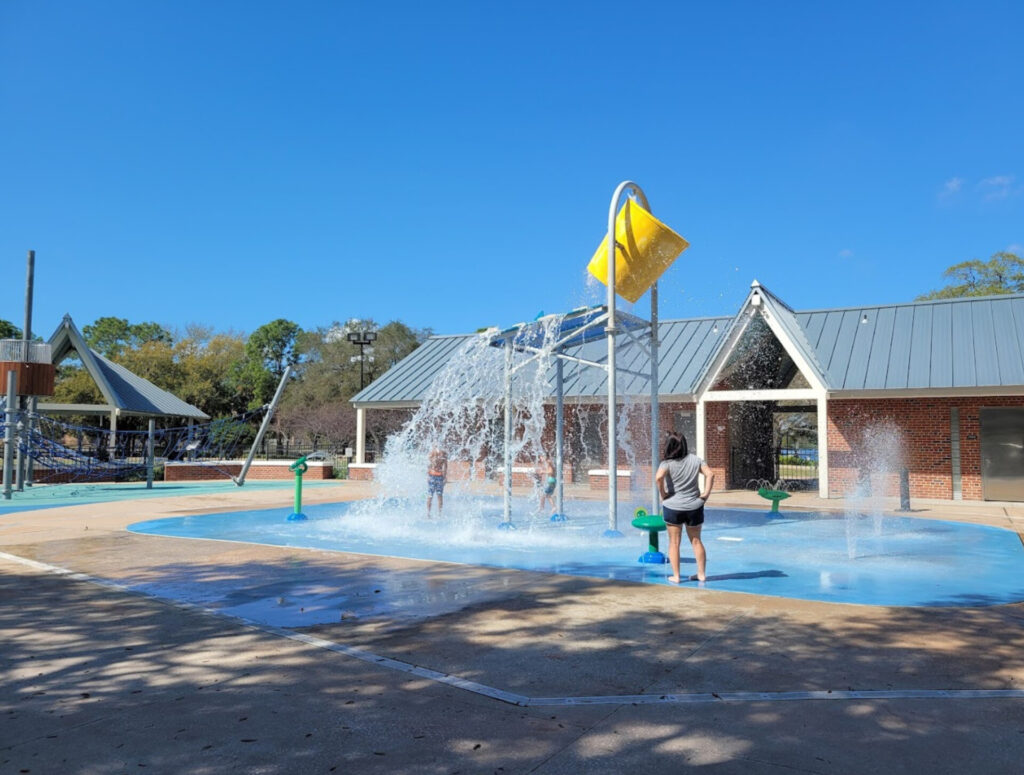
[1,339,55,498]
[2,250,54,499]
[1,250,294,495]
[5,366,293,489]
[489,181,689,534]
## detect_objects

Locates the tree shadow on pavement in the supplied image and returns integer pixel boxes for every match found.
[2,541,1024,774]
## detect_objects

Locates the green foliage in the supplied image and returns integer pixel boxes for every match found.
[0,320,22,339]
[231,319,303,409]
[779,454,812,466]
[173,326,249,417]
[52,312,421,451]
[208,415,256,450]
[245,318,302,376]
[83,317,173,358]
[917,251,1024,300]
[274,318,424,447]
[53,364,103,406]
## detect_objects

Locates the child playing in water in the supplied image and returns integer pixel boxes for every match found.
[426,447,448,518]
[536,454,557,514]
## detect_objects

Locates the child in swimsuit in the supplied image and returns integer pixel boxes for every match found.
[426,447,448,518]
[537,455,557,514]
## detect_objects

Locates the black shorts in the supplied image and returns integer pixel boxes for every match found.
[662,504,704,527]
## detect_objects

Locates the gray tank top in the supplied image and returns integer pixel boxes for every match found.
[659,454,704,511]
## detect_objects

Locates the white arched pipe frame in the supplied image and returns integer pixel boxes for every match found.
[605,181,656,536]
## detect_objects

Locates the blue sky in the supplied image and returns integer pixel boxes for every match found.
[2,1,1021,339]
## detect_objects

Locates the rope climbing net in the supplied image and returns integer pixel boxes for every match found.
[18,408,267,483]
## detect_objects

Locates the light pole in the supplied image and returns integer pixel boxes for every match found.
[347,330,377,390]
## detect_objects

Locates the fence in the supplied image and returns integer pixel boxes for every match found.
[775,447,818,483]
[730,444,819,488]
[0,340,52,363]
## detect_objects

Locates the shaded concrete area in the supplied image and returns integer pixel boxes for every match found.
[2,481,1024,773]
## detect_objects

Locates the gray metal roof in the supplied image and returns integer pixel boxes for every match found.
[796,293,1024,391]
[45,315,210,419]
[353,289,1024,407]
[352,317,732,406]
[352,334,477,404]
[90,351,211,419]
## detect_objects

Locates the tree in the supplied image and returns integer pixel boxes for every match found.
[233,319,303,407]
[245,318,302,376]
[174,326,249,418]
[272,318,426,450]
[52,363,103,406]
[0,320,22,339]
[83,317,172,358]
[917,251,1024,300]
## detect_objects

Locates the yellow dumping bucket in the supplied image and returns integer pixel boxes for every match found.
[587,199,689,303]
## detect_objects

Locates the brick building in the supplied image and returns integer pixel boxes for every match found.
[353,282,1024,502]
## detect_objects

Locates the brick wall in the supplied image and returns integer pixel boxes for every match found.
[827,396,1024,499]
[587,470,636,491]
[704,402,730,491]
[348,464,376,481]
[164,461,333,481]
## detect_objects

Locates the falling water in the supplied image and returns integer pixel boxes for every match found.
[358,314,566,528]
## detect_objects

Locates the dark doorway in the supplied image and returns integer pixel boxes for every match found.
[728,402,818,490]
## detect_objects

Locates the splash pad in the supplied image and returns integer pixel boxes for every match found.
[129,499,1024,607]
[362,181,691,540]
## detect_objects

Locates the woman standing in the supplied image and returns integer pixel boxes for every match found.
[655,433,714,583]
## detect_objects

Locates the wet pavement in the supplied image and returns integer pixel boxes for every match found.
[2,480,1024,773]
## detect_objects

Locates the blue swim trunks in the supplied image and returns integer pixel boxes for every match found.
[427,474,445,495]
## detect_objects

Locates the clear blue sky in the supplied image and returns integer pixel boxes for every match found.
[2,1,1021,338]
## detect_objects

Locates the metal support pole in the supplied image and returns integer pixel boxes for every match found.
[25,397,35,487]
[650,281,660,514]
[109,410,118,462]
[19,251,35,491]
[606,190,620,535]
[603,182,650,535]
[3,371,17,500]
[14,398,24,491]
[146,419,155,488]
[555,358,564,518]
[235,366,292,486]
[501,340,513,528]
[24,251,34,353]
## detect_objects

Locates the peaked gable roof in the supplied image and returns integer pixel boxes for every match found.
[752,281,831,390]
[47,315,209,419]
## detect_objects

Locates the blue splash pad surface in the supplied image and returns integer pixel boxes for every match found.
[128,499,1024,607]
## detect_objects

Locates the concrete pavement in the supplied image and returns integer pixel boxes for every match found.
[2,481,1023,774]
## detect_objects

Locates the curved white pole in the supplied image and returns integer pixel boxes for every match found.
[605,181,649,535]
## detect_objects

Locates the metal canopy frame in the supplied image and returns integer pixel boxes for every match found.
[488,180,664,532]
